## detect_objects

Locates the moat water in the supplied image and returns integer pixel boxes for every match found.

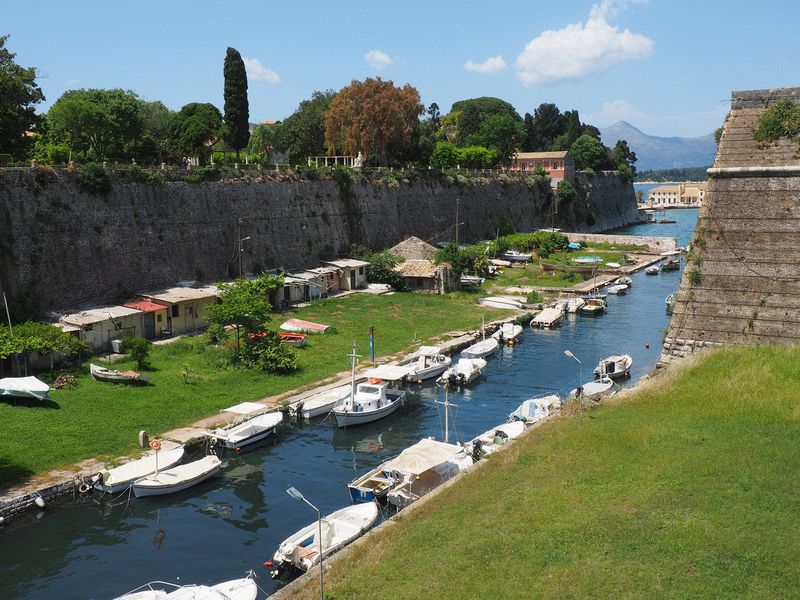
[0,210,698,600]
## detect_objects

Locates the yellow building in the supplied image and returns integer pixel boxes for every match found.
[647,181,706,207]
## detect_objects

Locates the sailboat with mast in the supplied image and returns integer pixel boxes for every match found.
[332,340,406,428]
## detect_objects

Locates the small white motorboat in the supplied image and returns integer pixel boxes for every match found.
[437,357,487,387]
[501,250,532,263]
[469,421,526,458]
[645,264,660,275]
[0,376,51,401]
[508,394,561,424]
[666,292,676,314]
[405,346,452,382]
[270,502,379,578]
[607,284,628,295]
[132,455,222,498]
[593,354,633,380]
[332,380,406,428]
[605,262,622,269]
[492,321,524,344]
[294,384,352,419]
[95,446,186,494]
[531,306,565,328]
[489,258,512,268]
[564,296,585,313]
[210,402,283,449]
[460,336,499,359]
[90,363,148,384]
[479,296,524,310]
[114,573,258,600]
[569,377,615,402]
[616,275,633,286]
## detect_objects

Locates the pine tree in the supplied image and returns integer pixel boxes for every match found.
[223,47,250,159]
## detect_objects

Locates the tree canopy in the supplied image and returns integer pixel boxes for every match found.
[278,90,335,164]
[570,134,610,171]
[449,97,521,145]
[48,88,144,161]
[0,35,44,159]
[167,102,223,164]
[222,47,250,158]
[325,77,424,166]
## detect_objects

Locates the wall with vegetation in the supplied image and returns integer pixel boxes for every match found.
[0,168,639,317]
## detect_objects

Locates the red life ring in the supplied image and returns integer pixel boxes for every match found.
[149,439,161,451]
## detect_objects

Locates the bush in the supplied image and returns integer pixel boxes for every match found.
[126,337,152,370]
[367,251,405,290]
[77,162,111,195]
[556,180,577,204]
[526,291,543,304]
[429,141,459,170]
[753,99,800,144]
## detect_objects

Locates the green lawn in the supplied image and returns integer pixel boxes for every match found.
[0,292,499,489]
[293,346,800,599]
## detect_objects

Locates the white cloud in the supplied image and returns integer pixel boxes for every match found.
[365,50,394,70]
[586,99,647,125]
[243,57,280,84]
[514,0,653,86]
[463,55,508,74]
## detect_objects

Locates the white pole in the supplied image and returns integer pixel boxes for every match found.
[3,292,12,336]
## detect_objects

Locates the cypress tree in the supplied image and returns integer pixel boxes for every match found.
[223,47,250,158]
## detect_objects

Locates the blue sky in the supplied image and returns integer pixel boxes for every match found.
[5,0,799,138]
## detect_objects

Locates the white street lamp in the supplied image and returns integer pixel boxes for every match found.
[564,349,584,421]
[287,486,324,600]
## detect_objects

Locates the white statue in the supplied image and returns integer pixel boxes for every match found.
[353,151,364,168]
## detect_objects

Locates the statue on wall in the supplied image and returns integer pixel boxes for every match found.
[353,151,364,168]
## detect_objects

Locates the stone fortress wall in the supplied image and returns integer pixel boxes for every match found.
[0,169,640,317]
[661,87,800,363]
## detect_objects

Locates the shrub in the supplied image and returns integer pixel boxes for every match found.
[753,99,800,144]
[526,291,543,304]
[77,162,111,195]
[127,337,152,370]
[556,180,577,204]
[688,269,703,285]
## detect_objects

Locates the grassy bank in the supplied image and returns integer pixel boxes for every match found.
[292,346,800,599]
[0,292,499,489]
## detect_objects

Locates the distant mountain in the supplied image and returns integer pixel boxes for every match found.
[599,121,716,172]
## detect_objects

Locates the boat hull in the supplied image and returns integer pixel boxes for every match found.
[333,390,405,428]
[132,455,221,498]
[213,412,283,449]
[95,446,186,494]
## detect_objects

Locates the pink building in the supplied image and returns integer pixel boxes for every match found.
[509,151,575,183]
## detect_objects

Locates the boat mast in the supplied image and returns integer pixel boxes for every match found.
[435,387,458,444]
[348,339,359,406]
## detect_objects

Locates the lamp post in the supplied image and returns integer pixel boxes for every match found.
[287,486,323,600]
[563,349,583,421]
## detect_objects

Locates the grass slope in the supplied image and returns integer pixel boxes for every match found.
[298,346,800,599]
[0,293,499,488]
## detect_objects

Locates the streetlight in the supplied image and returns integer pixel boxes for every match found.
[563,349,584,421]
[286,486,324,600]
[238,235,251,278]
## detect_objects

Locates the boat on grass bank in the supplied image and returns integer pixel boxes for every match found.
[479,296,524,310]
[91,363,148,384]
[0,376,51,401]
[501,250,532,263]
[593,354,633,380]
[280,318,332,333]
[279,332,307,347]
[210,401,283,449]
[131,455,222,498]
[270,503,379,579]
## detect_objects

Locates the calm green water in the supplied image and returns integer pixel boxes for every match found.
[0,213,698,600]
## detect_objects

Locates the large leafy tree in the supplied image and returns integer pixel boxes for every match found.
[467,113,524,165]
[248,121,282,163]
[139,100,173,164]
[0,35,44,159]
[530,103,565,150]
[449,97,521,146]
[570,134,610,171]
[167,102,223,164]
[278,90,335,164]
[48,89,145,160]
[0,322,86,371]
[325,77,424,166]
[223,47,250,158]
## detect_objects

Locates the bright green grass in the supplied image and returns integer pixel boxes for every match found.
[296,346,800,599]
[574,239,649,252]
[490,262,585,290]
[0,293,498,488]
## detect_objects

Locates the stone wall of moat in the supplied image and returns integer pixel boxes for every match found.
[0,168,640,317]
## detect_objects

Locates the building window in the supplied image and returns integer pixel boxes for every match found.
[553,162,559,169]
[156,314,163,322]
[171,305,179,318]
[359,267,364,275]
